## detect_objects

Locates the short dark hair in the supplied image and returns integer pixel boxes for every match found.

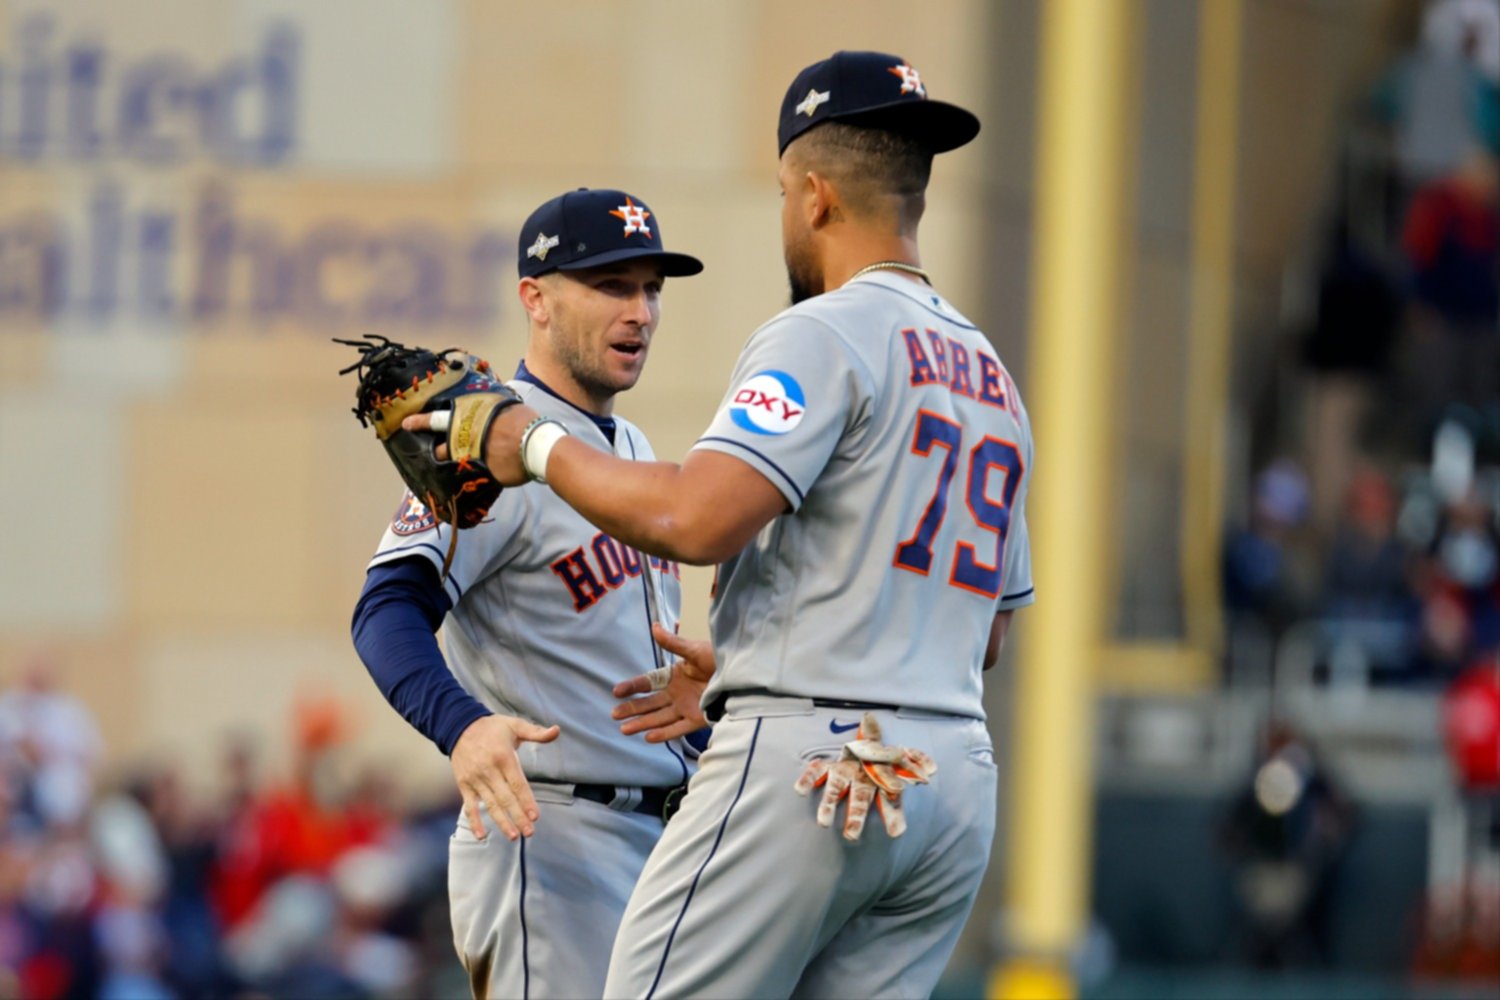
[787,123,933,231]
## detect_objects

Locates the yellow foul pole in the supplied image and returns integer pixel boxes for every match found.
[1181,0,1244,658]
[992,0,1135,996]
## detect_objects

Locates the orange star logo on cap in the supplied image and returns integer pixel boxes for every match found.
[609,197,652,237]
[889,63,926,97]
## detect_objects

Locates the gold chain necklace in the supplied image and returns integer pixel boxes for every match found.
[848,260,932,285]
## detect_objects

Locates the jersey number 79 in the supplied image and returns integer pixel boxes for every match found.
[893,409,1023,598]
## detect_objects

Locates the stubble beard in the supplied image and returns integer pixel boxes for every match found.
[785,237,821,306]
[788,270,819,306]
[549,319,632,406]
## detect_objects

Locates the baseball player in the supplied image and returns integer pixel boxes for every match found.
[410,51,1032,998]
[349,187,707,998]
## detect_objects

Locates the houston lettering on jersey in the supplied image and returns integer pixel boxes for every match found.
[901,328,1020,417]
[550,532,681,613]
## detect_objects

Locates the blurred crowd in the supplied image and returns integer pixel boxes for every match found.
[1222,452,1500,690]
[1215,1,1500,988]
[0,658,463,999]
[1229,0,1500,691]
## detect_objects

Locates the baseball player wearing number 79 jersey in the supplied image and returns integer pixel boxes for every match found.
[426,51,1035,998]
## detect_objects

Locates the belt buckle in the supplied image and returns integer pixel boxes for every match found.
[662,785,688,824]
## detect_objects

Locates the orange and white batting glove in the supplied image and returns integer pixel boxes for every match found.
[793,713,938,841]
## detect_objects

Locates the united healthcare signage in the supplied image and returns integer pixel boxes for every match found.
[0,11,512,334]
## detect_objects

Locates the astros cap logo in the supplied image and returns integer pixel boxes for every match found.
[888,62,926,97]
[392,491,437,535]
[729,370,806,436]
[609,196,652,237]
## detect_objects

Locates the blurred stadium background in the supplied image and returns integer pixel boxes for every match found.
[0,0,1497,997]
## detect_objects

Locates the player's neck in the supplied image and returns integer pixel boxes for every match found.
[522,352,615,417]
[825,234,924,291]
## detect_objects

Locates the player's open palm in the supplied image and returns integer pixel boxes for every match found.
[612,623,715,743]
[450,714,561,841]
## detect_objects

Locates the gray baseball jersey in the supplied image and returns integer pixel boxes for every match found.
[367,378,691,998]
[368,379,692,788]
[694,269,1034,719]
[604,271,1033,998]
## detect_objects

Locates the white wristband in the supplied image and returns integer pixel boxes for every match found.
[520,417,569,483]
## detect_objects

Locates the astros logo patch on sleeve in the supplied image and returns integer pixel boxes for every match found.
[729,370,806,435]
[391,491,437,535]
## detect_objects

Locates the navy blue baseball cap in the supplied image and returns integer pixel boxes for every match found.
[778,50,980,155]
[517,188,704,279]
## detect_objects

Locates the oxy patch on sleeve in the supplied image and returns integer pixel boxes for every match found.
[728,370,807,436]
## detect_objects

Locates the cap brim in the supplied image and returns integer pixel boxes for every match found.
[817,99,980,154]
[555,246,704,277]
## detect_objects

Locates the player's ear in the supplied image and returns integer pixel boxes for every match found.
[807,171,838,230]
[518,276,549,324]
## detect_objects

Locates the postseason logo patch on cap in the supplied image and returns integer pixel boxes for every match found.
[795,88,831,117]
[729,370,806,436]
[526,232,559,261]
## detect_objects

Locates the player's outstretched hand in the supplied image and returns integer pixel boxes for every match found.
[450,714,562,840]
[402,403,537,487]
[793,713,938,841]
[612,623,716,743]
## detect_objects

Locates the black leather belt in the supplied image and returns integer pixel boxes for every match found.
[811,697,903,711]
[705,688,902,722]
[571,783,688,823]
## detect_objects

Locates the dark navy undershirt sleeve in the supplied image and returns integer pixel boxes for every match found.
[351,556,491,755]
